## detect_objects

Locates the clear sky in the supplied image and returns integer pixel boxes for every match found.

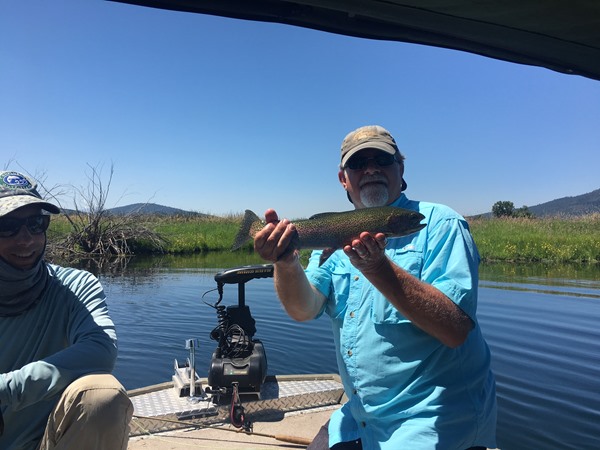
[2,0,599,219]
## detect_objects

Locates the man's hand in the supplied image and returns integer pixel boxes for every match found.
[253,210,326,322]
[253,209,298,265]
[346,232,472,347]
[343,232,388,273]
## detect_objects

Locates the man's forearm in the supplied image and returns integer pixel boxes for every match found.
[363,256,473,348]
[273,258,324,322]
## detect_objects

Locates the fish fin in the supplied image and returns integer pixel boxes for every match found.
[308,212,336,220]
[232,210,261,251]
[318,247,336,266]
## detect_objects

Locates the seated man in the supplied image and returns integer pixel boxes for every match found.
[0,171,133,450]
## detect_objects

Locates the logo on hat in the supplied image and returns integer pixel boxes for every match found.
[349,127,380,143]
[1,172,33,190]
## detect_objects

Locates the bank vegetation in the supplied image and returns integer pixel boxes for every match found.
[46,212,600,264]
[469,213,600,263]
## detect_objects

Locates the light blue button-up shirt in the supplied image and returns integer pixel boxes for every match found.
[306,194,497,449]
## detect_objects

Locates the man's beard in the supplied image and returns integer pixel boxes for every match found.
[359,182,389,207]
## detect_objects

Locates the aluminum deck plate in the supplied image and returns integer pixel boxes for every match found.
[129,374,344,436]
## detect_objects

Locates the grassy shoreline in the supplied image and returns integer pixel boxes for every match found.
[47,213,600,264]
[469,214,600,263]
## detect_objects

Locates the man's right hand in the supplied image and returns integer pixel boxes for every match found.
[254,209,325,321]
[253,209,299,265]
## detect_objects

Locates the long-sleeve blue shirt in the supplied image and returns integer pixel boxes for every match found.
[0,264,117,450]
[306,195,497,450]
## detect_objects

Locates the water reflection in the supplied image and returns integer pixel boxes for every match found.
[480,261,600,284]
[50,251,265,278]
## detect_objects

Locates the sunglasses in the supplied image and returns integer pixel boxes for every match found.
[345,153,399,171]
[0,215,51,238]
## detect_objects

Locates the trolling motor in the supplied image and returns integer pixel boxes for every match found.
[205,264,272,400]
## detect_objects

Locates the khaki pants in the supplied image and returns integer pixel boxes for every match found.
[38,374,133,450]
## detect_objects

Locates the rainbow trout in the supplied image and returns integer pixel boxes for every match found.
[232,206,426,264]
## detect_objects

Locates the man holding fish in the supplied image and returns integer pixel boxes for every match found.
[253,125,497,450]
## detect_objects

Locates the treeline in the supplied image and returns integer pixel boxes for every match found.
[492,201,533,218]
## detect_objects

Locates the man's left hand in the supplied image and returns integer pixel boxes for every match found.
[343,232,388,273]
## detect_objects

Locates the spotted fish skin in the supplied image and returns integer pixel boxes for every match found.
[232,207,426,255]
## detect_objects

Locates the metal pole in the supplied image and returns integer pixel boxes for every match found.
[185,338,197,397]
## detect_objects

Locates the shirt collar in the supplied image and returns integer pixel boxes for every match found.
[389,193,409,208]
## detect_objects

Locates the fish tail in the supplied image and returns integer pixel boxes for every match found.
[232,210,262,251]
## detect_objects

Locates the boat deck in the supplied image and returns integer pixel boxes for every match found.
[128,373,344,449]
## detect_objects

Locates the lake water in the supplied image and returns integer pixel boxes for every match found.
[97,256,600,450]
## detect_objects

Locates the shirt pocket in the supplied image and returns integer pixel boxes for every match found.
[370,246,424,325]
[328,268,351,321]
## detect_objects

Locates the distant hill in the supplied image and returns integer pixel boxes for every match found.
[106,203,211,217]
[471,188,600,218]
[99,190,600,219]
[528,188,600,217]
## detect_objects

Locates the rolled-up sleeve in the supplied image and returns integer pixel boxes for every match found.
[421,213,480,319]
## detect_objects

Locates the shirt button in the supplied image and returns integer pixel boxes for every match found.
[353,389,358,395]
[361,421,366,428]
[349,311,355,318]
[347,350,353,356]
[354,276,359,281]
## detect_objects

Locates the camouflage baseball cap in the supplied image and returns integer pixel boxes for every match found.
[340,125,404,168]
[0,171,60,217]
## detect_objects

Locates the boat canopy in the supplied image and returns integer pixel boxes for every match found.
[109,0,600,81]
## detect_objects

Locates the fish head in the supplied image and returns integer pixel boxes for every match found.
[386,209,426,236]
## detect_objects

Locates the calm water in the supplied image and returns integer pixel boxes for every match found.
[97,257,600,450]
[477,263,600,450]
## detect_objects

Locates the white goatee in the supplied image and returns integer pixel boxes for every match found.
[360,183,389,207]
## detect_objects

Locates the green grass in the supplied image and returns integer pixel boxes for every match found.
[469,214,600,263]
[47,213,243,253]
[149,214,243,253]
[47,212,600,263]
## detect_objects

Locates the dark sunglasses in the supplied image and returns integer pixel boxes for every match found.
[345,153,399,171]
[0,215,51,238]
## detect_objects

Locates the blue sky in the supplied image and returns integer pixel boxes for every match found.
[2,0,599,219]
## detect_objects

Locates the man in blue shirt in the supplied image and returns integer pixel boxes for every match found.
[0,171,132,450]
[253,126,497,449]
